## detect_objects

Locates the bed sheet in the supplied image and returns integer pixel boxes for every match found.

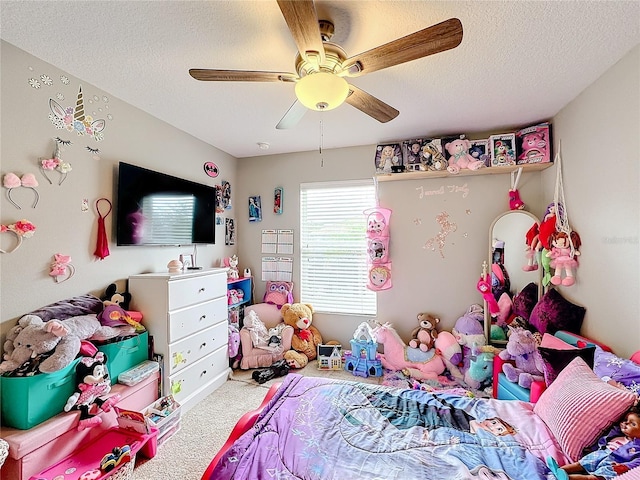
[210,374,569,480]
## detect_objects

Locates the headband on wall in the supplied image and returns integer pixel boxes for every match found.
[40,140,72,185]
[49,253,75,283]
[3,173,39,209]
[0,219,36,254]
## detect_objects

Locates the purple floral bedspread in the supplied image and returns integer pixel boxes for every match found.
[210,374,566,479]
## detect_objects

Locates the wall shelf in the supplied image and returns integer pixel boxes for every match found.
[375,162,553,182]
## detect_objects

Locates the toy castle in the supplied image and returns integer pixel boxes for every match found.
[343,322,383,378]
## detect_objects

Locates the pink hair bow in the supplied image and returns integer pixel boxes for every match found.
[50,253,75,283]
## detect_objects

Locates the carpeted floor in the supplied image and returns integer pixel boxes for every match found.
[132,364,381,479]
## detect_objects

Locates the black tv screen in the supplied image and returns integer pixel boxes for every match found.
[116,162,215,246]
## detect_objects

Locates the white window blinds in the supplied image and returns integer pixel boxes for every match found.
[300,180,377,315]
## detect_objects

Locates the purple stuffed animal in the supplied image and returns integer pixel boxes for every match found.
[452,304,486,374]
[498,327,544,388]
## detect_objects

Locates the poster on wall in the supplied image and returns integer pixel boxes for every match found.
[225,218,235,245]
[249,196,262,222]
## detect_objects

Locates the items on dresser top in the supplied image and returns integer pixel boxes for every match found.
[129,268,230,413]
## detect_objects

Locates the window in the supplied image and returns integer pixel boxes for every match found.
[300,180,377,315]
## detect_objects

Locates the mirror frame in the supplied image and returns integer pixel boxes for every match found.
[484,210,542,344]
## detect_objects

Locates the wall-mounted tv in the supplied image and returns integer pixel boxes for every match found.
[116,162,216,246]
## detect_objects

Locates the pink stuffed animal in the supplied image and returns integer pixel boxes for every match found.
[445,138,485,174]
[518,132,547,162]
[498,327,544,388]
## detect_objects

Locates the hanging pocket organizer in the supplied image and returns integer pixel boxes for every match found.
[364,206,392,291]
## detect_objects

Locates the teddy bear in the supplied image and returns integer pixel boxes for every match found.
[408,313,440,351]
[445,137,485,174]
[498,327,544,388]
[0,314,127,374]
[281,303,322,362]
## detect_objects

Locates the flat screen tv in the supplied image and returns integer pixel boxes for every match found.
[116,162,216,246]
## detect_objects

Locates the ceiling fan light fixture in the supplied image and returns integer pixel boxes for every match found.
[295,72,349,111]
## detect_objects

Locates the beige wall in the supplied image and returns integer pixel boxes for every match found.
[543,45,639,358]
[0,41,238,336]
[2,40,638,358]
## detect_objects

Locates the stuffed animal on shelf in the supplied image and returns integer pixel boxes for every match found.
[445,137,485,174]
[64,352,121,431]
[546,230,582,286]
[0,314,126,374]
[408,313,440,352]
[498,327,544,389]
[281,303,322,361]
[452,304,487,375]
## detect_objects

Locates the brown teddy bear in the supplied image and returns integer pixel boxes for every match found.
[281,303,322,362]
[408,313,440,352]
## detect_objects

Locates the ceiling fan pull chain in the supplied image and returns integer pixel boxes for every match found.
[319,115,324,167]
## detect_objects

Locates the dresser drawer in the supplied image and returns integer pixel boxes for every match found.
[168,347,228,404]
[168,321,228,376]
[168,297,226,343]
[168,273,226,310]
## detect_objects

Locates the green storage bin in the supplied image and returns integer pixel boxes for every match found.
[97,331,149,385]
[0,357,80,430]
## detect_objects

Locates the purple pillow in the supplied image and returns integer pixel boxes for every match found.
[529,288,585,335]
[538,345,596,386]
[512,282,538,321]
[593,346,640,396]
[27,294,104,322]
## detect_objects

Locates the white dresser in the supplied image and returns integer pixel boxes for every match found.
[129,268,229,413]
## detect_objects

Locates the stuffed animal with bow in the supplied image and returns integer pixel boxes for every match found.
[498,327,544,389]
[64,352,121,431]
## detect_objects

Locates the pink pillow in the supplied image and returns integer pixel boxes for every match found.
[540,333,575,350]
[534,357,636,461]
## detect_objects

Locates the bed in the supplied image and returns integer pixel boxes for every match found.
[203,342,640,480]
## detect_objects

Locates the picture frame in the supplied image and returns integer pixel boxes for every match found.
[179,253,194,269]
[249,195,262,222]
[225,218,235,245]
[274,187,283,215]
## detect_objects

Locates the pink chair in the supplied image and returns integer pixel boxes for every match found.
[239,304,293,370]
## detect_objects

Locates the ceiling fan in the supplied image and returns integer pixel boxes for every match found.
[189,0,463,129]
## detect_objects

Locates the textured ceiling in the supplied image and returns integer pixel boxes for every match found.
[1,1,639,158]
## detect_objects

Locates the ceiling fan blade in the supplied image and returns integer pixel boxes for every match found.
[277,0,325,64]
[276,100,308,130]
[345,85,399,123]
[343,18,463,77]
[189,69,298,82]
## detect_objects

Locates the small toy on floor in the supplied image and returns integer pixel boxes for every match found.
[100,444,132,472]
[252,359,290,384]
